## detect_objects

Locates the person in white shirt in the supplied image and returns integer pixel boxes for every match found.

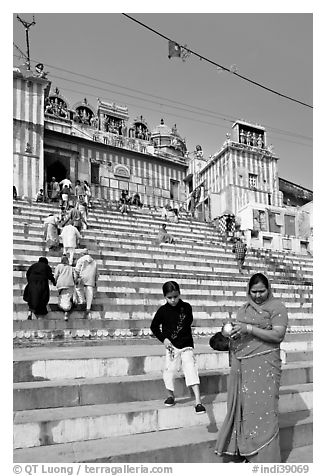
[60,223,81,265]
[59,177,72,189]
[75,249,99,318]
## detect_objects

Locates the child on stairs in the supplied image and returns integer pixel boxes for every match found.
[150,281,206,414]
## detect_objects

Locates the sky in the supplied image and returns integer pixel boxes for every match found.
[12,11,313,189]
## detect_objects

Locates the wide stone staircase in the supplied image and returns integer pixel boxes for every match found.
[13,199,313,462]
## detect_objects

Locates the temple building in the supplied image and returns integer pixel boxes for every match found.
[13,64,312,253]
[187,120,313,253]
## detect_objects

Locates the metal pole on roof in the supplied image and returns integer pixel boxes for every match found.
[16,14,36,70]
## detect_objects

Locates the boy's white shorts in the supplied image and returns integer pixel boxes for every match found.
[163,346,200,391]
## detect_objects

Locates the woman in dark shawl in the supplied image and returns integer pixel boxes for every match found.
[23,257,56,319]
[215,273,288,463]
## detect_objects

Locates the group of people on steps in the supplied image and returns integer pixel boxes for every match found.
[21,181,286,463]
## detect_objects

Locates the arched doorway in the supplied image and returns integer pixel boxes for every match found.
[46,160,68,183]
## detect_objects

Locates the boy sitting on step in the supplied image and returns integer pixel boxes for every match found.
[150,281,206,414]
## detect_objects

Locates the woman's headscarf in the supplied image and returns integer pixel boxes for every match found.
[38,257,48,265]
[61,255,69,265]
[244,273,273,313]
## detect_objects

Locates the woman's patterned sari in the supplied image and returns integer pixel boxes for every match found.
[215,287,288,462]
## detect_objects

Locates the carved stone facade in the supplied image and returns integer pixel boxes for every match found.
[13,67,312,252]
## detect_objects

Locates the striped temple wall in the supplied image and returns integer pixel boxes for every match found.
[13,73,49,198]
[45,135,188,208]
[81,144,188,208]
[200,145,283,215]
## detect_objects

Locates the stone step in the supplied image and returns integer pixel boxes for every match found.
[13,201,192,221]
[13,317,313,332]
[16,244,308,276]
[12,290,313,311]
[12,278,313,300]
[13,300,313,320]
[13,203,215,226]
[13,233,313,274]
[13,258,313,282]
[13,383,312,449]
[12,205,314,262]
[12,410,313,462]
[12,263,313,287]
[282,444,313,463]
[13,295,313,318]
[14,214,221,240]
[13,328,313,349]
[12,269,313,293]
[11,206,313,250]
[13,361,313,410]
[286,350,312,362]
[11,241,313,276]
[12,316,313,341]
[14,258,312,286]
[14,434,313,464]
[12,223,314,261]
[12,200,313,247]
[13,342,312,382]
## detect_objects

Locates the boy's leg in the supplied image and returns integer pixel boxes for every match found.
[191,384,202,405]
[163,349,180,395]
[180,349,202,405]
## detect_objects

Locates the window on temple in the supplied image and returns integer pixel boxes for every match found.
[248,173,258,189]
[300,241,309,254]
[91,162,100,184]
[268,212,282,233]
[170,179,179,200]
[284,215,296,236]
[282,238,292,250]
[263,236,272,249]
[238,125,265,148]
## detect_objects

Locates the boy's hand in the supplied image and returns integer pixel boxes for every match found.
[163,338,172,349]
[164,338,175,359]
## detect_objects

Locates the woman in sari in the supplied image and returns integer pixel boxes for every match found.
[44,214,60,250]
[54,255,76,321]
[215,273,288,463]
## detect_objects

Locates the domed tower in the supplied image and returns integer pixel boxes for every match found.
[150,119,187,158]
[44,87,70,120]
[72,97,97,126]
[129,115,150,140]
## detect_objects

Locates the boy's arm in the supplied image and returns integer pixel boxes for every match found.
[185,303,194,326]
[150,308,165,343]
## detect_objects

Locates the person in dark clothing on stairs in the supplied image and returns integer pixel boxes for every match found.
[232,237,247,273]
[150,281,206,414]
[23,257,56,319]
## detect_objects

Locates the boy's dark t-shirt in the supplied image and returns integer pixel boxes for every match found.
[150,299,194,349]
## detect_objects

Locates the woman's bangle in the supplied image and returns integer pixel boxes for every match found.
[247,324,253,334]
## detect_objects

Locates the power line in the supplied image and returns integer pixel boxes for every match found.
[122,13,313,110]
[26,58,238,123]
[44,81,312,149]
[47,71,313,143]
